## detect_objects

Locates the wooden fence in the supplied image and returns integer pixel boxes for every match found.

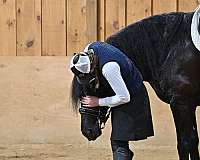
[0,0,199,56]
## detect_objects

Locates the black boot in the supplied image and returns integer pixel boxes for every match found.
[113,147,134,160]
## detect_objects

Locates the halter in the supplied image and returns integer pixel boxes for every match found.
[79,106,111,129]
[72,50,109,129]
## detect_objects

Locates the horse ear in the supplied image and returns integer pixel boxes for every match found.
[73,53,77,56]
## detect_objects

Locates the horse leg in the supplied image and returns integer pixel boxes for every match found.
[170,99,199,160]
[189,107,199,160]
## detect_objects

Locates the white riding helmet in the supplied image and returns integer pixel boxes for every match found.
[70,52,91,74]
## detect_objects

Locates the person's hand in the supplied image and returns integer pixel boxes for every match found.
[81,96,99,107]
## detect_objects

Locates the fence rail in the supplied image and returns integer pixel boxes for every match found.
[0,0,199,56]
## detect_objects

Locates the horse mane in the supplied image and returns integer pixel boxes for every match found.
[105,23,151,81]
[70,76,82,112]
[105,12,189,83]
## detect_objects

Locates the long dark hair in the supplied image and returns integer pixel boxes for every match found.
[71,76,82,112]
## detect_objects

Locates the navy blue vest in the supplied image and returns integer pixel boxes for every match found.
[88,42,143,97]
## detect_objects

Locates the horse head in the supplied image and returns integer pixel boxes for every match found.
[71,76,109,141]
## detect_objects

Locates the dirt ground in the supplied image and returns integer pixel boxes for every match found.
[0,57,199,160]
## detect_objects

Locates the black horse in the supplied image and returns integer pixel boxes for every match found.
[71,11,200,160]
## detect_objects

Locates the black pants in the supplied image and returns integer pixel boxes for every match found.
[111,140,134,160]
[111,140,129,152]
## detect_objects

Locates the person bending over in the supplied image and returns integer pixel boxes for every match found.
[70,41,154,160]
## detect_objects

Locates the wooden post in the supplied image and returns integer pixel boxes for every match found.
[0,0,16,56]
[178,0,199,12]
[17,0,41,56]
[97,0,105,41]
[67,0,97,56]
[86,0,97,42]
[127,0,151,25]
[42,0,66,56]
[105,0,126,38]
[153,0,177,15]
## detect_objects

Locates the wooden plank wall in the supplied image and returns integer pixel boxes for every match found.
[0,0,16,56]
[67,0,97,55]
[17,0,41,56]
[42,0,66,56]
[0,0,199,56]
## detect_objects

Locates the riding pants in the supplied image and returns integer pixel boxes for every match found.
[111,140,133,160]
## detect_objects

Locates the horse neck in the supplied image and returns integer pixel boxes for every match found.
[105,29,152,81]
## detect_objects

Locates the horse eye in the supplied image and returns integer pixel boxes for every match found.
[78,74,85,78]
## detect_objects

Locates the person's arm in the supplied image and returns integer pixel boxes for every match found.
[99,62,130,107]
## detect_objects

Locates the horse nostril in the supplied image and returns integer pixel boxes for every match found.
[86,128,96,140]
[87,128,94,136]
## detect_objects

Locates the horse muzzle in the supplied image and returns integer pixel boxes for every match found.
[79,106,110,141]
[81,114,102,141]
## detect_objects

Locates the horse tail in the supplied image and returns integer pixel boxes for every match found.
[70,76,82,112]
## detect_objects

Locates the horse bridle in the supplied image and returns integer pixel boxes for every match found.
[72,53,110,130]
[79,106,111,129]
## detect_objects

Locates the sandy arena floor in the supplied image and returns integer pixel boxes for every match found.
[0,57,199,160]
